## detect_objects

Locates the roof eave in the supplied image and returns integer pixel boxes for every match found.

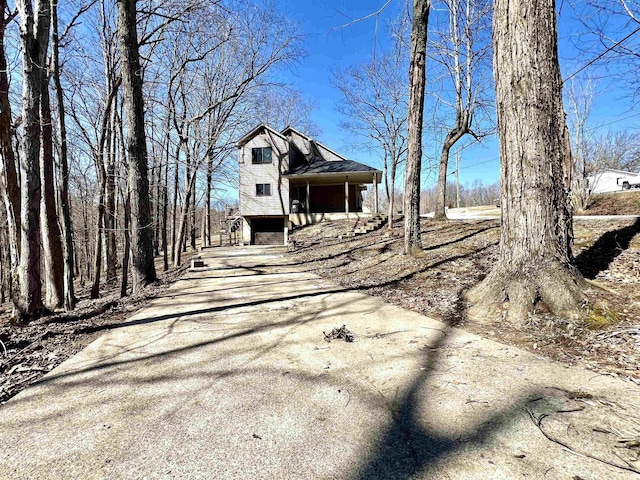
[235,124,288,147]
[284,170,383,179]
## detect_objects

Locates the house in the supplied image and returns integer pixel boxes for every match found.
[235,124,383,245]
[587,168,640,194]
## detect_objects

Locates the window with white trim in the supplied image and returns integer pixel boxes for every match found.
[256,183,272,196]
[252,147,272,164]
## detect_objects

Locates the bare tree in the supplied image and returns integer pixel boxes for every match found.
[404,0,431,256]
[573,1,640,99]
[467,0,584,322]
[431,0,493,221]
[254,87,321,136]
[14,0,51,318]
[565,77,596,210]
[0,1,19,298]
[50,0,81,310]
[333,39,408,229]
[116,0,156,291]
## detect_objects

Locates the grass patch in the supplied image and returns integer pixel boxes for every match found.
[585,300,620,329]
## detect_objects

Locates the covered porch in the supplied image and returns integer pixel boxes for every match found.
[285,171,382,226]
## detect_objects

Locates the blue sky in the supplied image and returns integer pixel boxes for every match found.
[270,0,640,190]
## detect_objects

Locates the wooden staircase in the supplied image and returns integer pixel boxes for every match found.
[219,216,242,246]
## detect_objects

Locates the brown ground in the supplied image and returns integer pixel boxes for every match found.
[0,254,194,404]
[582,190,640,216]
[288,216,640,385]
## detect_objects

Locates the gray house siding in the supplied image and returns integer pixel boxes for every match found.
[238,132,290,217]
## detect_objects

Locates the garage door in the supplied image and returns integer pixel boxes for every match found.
[252,217,285,245]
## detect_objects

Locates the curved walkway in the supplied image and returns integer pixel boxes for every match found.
[0,246,638,479]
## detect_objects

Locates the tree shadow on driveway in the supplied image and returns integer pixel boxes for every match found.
[351,326,543,479]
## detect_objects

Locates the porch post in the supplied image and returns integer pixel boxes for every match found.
[306,180,310,214]
[373,173,378,214]
[345,176,350,216]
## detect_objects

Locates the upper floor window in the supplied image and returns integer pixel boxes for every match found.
[252,147,272,164]
[256,183,272,196]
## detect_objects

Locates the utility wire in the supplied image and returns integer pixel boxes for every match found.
[564,26,640,84]
[448,157,498,176]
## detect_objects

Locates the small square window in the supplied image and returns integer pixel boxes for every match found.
[256,183,271,196]
[252,147,272,164]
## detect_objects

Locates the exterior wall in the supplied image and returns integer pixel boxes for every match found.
[314,143,344,162]
[238,131,290,216]
[308,184,362,212]
[288,130,313,156]
[288,129,345,162]
[588,170,640,194]
[289,212,374,227]
[241,217,251,245]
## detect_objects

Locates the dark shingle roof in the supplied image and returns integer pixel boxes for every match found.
[285,158,380,176]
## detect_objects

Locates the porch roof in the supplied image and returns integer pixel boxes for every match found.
[285,158,381,178]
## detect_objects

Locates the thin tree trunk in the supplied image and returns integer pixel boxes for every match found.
[105,103,118,283]
[388,160,396,229]
[433,113,470,221]
[0,220,5,303]
[171,141,181,264]
[403,0,430,256]
[90,172,105,299]
[467,0,584,322]
[81,186,91,282]
[153,157,161,256]
[116,0,157,292]
[190,171,196,250]
[120,190,131,298]
[174,168,199,266]
[51,0,75,310]
[204,151,213,247]
[0,3,20,278]
[90,79,120,299]
[182,148,191,254]
[162,143,169,271]
[162,113,171,271]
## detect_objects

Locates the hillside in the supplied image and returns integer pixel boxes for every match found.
[582,190,640,215]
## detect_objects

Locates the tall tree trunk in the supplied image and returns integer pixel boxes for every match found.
[403,0,430,256]
[121,189,131,298]
[171,140,181,264]
[90,166,105,299]
[153,157,162,256]
[162,175,169,271]
[116,0,157,292]
[190,171,196,250]
[40,70,65,309]
[90,79,119,299]
[173,169,199,266]
[81,185,91,282]
[388,160,396,230]
[105,103,118,282]
[162,112,171,270]
[204,150,213,247]
[0,217,6,303]
[15,0,51,318]
[182,148,191,254]
[0,3,20,279]
[51,0,75,310]
[467,0,583,322]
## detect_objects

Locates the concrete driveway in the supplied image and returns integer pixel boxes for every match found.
[1,246,639,479]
